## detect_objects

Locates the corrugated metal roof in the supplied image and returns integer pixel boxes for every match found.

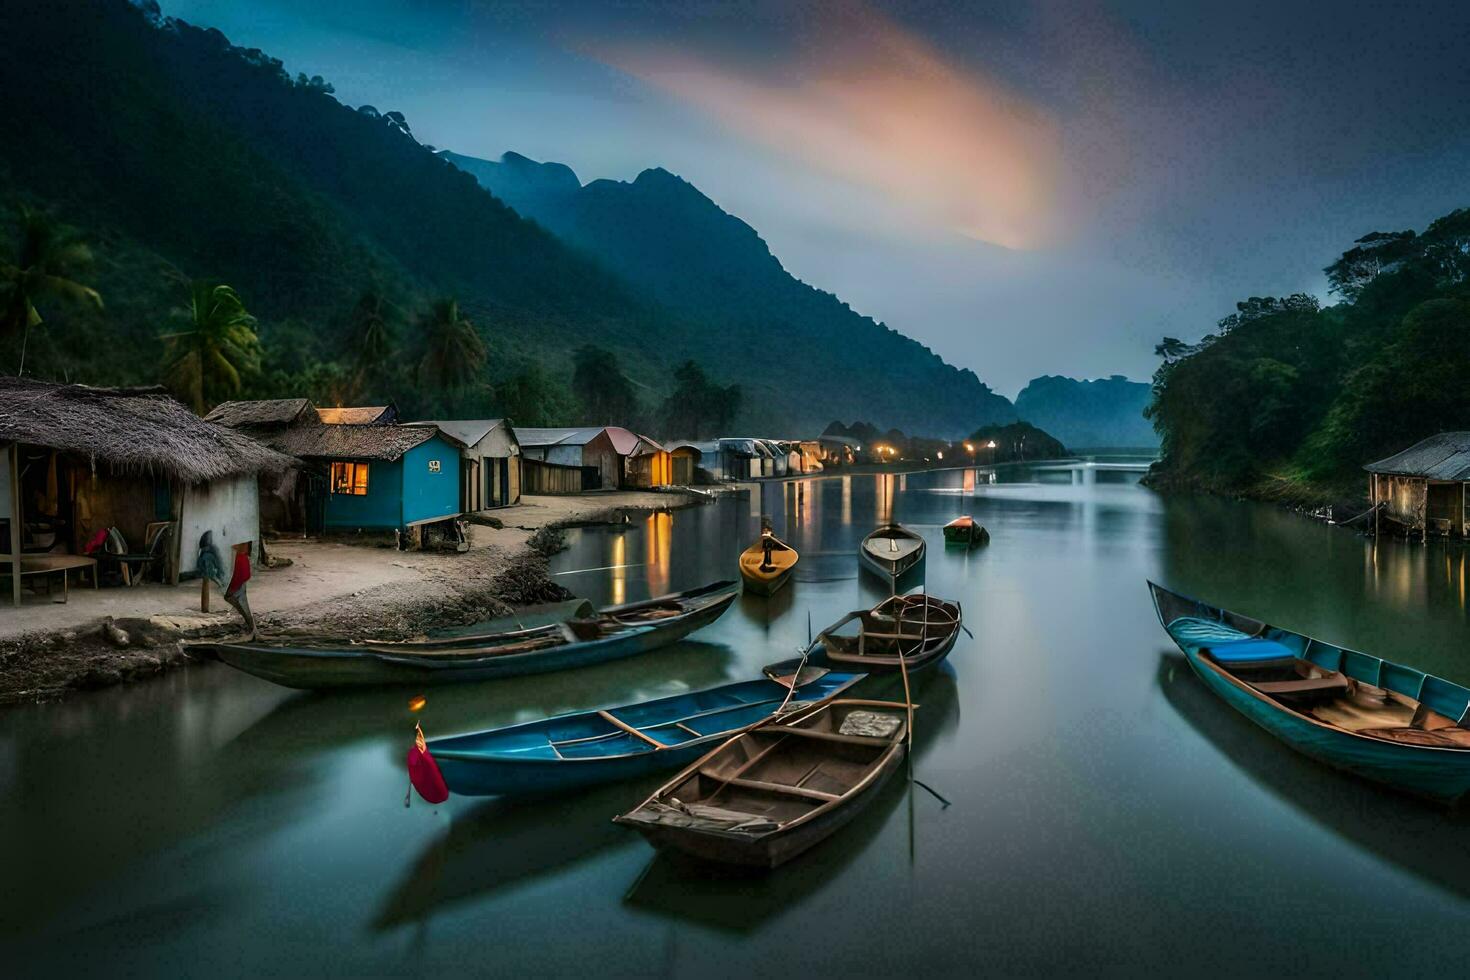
[405,419,510,448]
[515,427,604,448]
[1365,432,1470,480]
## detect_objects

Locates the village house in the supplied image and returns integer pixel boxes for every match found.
[403,419,521,511]
[517,426,671,492]
[1365,432,1470,538]
[208,399,464,539]
[1,378,291,607]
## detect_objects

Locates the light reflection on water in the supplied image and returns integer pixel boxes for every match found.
[9,459,1470,975]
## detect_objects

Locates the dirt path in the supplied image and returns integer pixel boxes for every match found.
[0,489,717,704]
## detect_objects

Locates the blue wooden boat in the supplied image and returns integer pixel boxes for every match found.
[1149,581,1470,804]
[197,581,738,689]
[429,668,863,797]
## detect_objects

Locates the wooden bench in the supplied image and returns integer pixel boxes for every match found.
[0,554,98,603]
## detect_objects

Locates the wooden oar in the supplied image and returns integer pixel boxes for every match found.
[597,710,664,749]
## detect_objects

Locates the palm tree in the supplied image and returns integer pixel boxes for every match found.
[417,298,485,391]
[0,205,103,375]
[160,281,262,413]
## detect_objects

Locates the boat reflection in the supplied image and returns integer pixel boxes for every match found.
[621,665,961,933]
[1156,652,1470,903]
[371,778,652,931]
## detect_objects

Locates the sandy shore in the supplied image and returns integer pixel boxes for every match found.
[0,488,716,704]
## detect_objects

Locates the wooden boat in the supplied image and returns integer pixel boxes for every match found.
[858,523,926,580]
[195,581,739,689]
[811,594,963,673]
[429,664,863,797]
[1150,580,1470,804]
[738,531,798,596]
[614,698,911,867]
[942,515,989,547]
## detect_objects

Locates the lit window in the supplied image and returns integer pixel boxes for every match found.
[330,461,369,495]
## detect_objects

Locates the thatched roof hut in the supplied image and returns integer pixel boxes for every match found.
[205,398,316,432]
[317,404,397,425]
[272,423,449,461]
[0,377,292,482]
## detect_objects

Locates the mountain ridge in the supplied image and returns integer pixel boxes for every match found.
[440,149,1017,436]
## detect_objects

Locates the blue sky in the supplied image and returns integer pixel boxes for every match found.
[164,0,1470,397]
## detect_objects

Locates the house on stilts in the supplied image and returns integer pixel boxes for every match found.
[1365,432,1470,538]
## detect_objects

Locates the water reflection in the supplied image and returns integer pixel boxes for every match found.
[1157,652,1470,902]
[622,666,960,934]
[1158,494,1470,684]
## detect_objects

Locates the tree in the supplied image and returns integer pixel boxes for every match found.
[572,344,639,424]
[0,205,102,375]
[495,363,575,427]
[347,289,395,389]
[416,298,485,391]
[160,281,261,413]
[660,360,742,438]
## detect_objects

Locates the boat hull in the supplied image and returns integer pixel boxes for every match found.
[740,566,792,597]
[1181,648,1470,804]
[1151,581,1470,804]
[432,672,863,796]
[621,743,907,868]
[202,585,737,689]
[858,545,925,580]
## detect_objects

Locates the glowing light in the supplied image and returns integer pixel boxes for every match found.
[408,695,426,712]
[987,441,997,449]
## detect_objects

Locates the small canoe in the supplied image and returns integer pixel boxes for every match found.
[1150,581,1470,804]
[195,581,738,689]
[858,524,925,580]
[430,665,863,797]
[812,594,963,673]
[942,516,989,548]
[739,532,798,596]
[614,698,911,867]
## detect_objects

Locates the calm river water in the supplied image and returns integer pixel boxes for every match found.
[9,460,1470,976]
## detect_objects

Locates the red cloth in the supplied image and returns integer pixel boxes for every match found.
[407,745,449,804]
[81,528,108,555]
[226,550,251,596]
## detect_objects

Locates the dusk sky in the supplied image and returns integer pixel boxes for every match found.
[166,0,1470,397]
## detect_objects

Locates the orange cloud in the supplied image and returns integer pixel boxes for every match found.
[588,13,1063,250]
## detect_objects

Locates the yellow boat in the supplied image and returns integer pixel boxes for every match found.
[739,532,799,596]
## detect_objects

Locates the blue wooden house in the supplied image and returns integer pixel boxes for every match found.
[273,424,463,534]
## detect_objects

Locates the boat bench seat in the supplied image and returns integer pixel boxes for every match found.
[1248,674,1351,698]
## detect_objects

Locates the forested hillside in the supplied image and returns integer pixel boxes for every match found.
[1015,375,1156,448]
[1146,207,1470,502]
[443,150,1016,435]
[0,0,1015,437]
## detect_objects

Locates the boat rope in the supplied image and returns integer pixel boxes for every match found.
[1333,501,1385,527]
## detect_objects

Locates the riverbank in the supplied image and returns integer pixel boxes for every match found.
[1142,461,1368,519]
[0,488,717,705]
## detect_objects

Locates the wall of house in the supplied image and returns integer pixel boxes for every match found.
[401,436,461,526]
[324,458,403,529]
[179,473,260,574]
[467,428,522,507]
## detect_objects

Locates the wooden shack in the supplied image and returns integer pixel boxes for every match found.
[1,379,291,606]
[1365,432,1470,537]
[404,419,521,510]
